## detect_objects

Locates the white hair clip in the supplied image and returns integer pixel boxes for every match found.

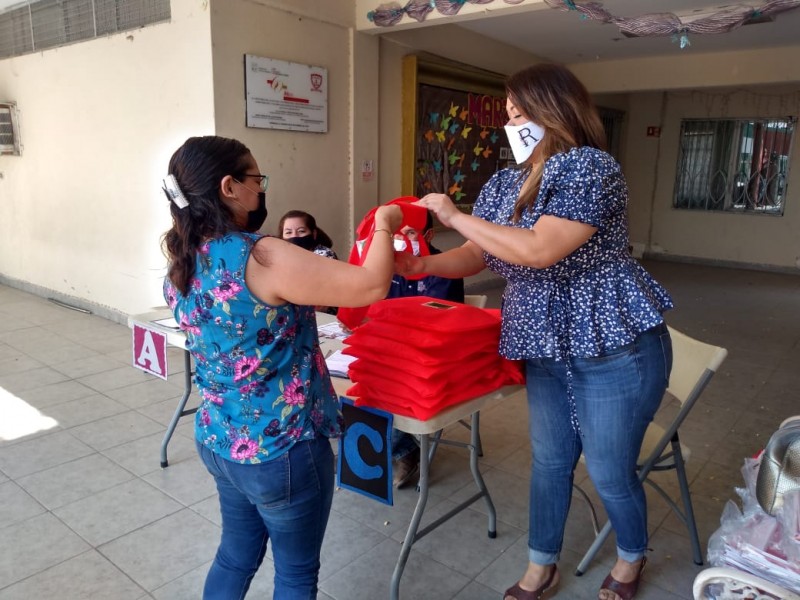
[163,174,189,209]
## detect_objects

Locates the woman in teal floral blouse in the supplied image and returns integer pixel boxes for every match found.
[162,135,400,600]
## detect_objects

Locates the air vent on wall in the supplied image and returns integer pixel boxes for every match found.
[0,102,21,156]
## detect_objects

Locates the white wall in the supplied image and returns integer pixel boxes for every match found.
[351,31,381,236]
[624,86,800,270]
[0,0,215,317]
[3,0,800,319]
[571,45,800,94]
[209,0,356,255]
[571,48,800,271]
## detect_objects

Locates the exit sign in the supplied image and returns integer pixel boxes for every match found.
[646,126,661,137]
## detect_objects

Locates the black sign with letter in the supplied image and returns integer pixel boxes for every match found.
[337,398,394,505]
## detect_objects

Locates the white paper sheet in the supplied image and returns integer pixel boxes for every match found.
[325,349,356,378]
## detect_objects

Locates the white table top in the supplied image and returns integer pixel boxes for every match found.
[129,309,523,436]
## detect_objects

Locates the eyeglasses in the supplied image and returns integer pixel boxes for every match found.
[238,173,269,192]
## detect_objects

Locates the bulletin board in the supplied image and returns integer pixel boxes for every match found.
[401,55,511,213]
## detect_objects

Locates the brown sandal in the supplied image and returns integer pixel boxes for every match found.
[504,565,559,600]
[598,557,647,600]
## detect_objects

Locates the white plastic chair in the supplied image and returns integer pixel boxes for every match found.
[692,567,799,599]
[573,326,728,575]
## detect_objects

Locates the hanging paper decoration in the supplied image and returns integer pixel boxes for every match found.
[367,0,800,52]
[542,0,800,48]
[368,0,528,27]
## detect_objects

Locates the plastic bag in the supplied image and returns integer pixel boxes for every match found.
[707,455,800,594]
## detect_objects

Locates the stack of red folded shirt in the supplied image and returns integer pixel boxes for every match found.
[342,296,525,420]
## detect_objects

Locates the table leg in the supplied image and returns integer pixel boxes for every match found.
[469,411,496,537]
[458,411,484,457]
[390,433,431,600]
[160,350,196,468]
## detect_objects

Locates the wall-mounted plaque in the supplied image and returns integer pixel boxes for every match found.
[245,54,328,133]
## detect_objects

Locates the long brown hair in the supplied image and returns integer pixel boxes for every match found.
[506,63,607,221]
[161,136,252,295]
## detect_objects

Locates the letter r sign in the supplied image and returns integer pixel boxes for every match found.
[132,323,168,380]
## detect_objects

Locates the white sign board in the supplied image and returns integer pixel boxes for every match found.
[245,54,328,133]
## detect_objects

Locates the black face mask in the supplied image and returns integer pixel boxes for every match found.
[244,192,268,233]
[286,235,316,251]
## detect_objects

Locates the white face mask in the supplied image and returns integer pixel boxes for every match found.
[504,120,545,164]
[393,239,422,256]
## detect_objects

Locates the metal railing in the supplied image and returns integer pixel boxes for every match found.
[674,117,795,215]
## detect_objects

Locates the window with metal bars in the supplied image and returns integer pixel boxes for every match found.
[0,102,20,156]
[0,0,170,59]
[598,107,624,160]
[674,117,796,215]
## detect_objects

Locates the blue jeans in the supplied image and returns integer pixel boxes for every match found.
[525,324,672,565]
[197,436,335,600]
[391,429,418,461]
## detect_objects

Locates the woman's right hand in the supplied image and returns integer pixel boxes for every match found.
[394,251,425,277]
[417,193,460,228]
[374,204,403,234]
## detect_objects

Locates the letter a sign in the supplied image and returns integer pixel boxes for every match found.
[132,323,168,380]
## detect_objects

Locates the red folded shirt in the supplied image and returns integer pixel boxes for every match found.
[342,298,525,420]
[346,359,524,420]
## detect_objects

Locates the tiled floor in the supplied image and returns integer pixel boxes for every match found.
[1,260,798,599]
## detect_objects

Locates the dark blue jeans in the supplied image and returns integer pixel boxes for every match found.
[197,436,335,600]
[525,324,672,564]
[391,429,418,461]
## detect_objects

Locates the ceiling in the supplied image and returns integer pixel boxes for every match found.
[2,0,799,64]
[454,1,800,63]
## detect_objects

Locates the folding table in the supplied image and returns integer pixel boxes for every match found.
[128,309,522,599]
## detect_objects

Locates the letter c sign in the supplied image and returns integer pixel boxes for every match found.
[337,399,394,505]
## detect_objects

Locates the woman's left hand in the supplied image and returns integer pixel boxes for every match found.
[416,193,460,228]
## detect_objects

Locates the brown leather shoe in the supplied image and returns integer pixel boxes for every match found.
[504,565,559,600]
[598,557,647,600]
[392,448,420,488]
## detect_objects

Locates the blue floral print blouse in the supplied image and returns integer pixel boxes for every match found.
[163,233,342,464]
[473,146,673,360]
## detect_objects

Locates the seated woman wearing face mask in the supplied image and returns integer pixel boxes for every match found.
[279,210,338,260]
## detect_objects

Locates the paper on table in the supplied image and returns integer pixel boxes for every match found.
[326,349,356,378]
[317,321,348,341]
[153,317,180,329]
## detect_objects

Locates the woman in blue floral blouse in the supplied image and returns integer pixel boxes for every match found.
[162,136,400,600]
[397,64,673,600]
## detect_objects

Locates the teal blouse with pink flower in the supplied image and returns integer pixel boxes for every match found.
[163,232,343,464]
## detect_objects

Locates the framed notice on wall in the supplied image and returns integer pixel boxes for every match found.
[244,54,328,133]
